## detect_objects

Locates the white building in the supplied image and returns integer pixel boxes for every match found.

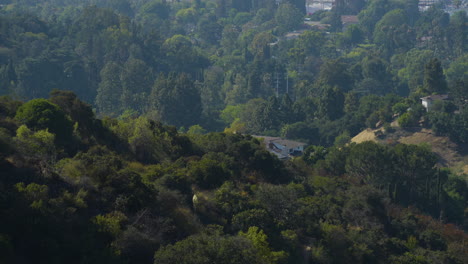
[420,94,449,111]
[255,136,306,159]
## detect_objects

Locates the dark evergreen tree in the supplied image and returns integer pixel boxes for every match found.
[423,58,447,94]
[96,62,123,115]
[151,73,202,128]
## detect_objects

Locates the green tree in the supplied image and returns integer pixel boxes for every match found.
[275,3,303,34]
[120,58,153,113]
[189,157,231,189]
[49,90,96,141]
[449,80,468,110]
[448,11,467,57]
[395,49,433,93]
[373,9,414,56]
[423,58,447,94]
[318,86,345,120]
[197,14,222,45]
[14,125,56,174]
[345,141,392,186]
[239,226,287,263]
[316,59,353,92]
[151,73,202,128]
[358,0,396,37]
[15,98,73,145]
[162,35,208,75]
[339,24,364,48]
[393,144,438,206]
[239,98,273,133]
[445,54,468,86]
[96,62,123,115]
[153,228,274,264]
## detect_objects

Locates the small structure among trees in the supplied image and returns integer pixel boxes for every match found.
[256,136,306,159]
[420,94,449,111]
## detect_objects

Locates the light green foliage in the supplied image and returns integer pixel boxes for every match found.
[187,125,206,135]
[15,182,49,202]
[93,211,128,237]
[175,7,198,24]
[398,112,416,128]
[405,235,418,250]
[280,229,298,249]
[15,99,73,144]
[55,158,88,184]
[15,125,56,163]
[110,116,170,163]
[220,104,245,125]
[239,226,288,263]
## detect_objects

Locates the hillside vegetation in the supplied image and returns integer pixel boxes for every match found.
[352,127,468,175]
[0,93,467,264]
[0,0,467,263]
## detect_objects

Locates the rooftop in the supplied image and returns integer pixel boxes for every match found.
[420,94,449,101]
[254,136,306,150]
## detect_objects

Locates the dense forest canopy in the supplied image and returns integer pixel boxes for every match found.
[0,0,467,263]
[0,0,466,140]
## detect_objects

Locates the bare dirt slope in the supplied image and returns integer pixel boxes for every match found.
[352,127,468,175]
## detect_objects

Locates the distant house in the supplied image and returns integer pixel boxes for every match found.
[255,136,306,160]
[420,94,449,111]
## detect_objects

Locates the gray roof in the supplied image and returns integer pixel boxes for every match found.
[254,136,306,150]
[420,94,449,101]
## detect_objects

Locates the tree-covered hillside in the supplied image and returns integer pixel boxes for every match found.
[0,93,467,264]
[0,0,466,143]
[0,0,467,263]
